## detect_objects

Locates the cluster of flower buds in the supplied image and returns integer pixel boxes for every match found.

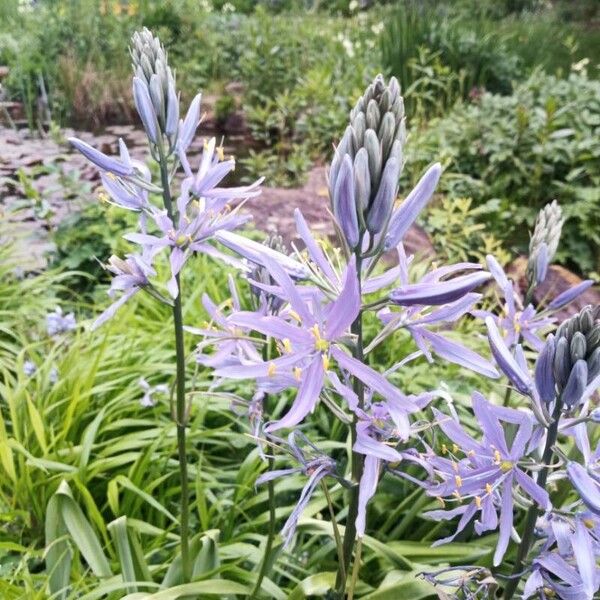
[249,233,288,315]
[526,201,563,287]
[537,305,600,408]
[329,74,405,249]
[130,27,179,149]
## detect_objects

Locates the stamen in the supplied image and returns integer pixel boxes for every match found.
[475,496,482,508]
[267,362,277,377]
[293,366,302,381]
[454,475,462,488]
[283,338,293,353]
[485,483,493,495]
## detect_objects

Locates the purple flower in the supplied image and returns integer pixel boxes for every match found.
[214,255,361,432]
[138,377,168,407]
[523,541,600,600]
[46,306,76,337]
[23,360,36,377]
[93,254,155,329]
[384,163,442,251]
[256,431,336,548]
[182,137,263,202]
[549,280,595,310]
[475,256,554,351]
[376,246,498,377]
[133,76,160,144]
[425,392,549,566]
[126,186,251,298]
[390,271,491,307]
[69,137,135,178]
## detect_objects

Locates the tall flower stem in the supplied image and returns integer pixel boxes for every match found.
[503,398,562,600]
[335,252,364,597]
[158,149,192,583]
[252,341,277,597]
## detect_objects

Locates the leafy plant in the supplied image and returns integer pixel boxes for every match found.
[407,69,600,273]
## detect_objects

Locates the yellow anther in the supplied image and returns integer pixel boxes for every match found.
[493,450,502,464]
[514,322,522,334]
[475,496,482,508]
[451,461,459,473]
[452,444,460,454]
[322,354,330,371]
[584,518,595,529]
[452,490,462,500]
[283,338,293,353]
[98,191,110,204]
[267,362,277,377]
[310,324,329,352]
[288,310,301,322]
[441,444,448,455]
[500,460,513,473]
[437,496,445,508]
[467,449,476,457]
[485,483,493,495]
[454,475,462,488]
[293,366,302,381]
[216,145,225,161]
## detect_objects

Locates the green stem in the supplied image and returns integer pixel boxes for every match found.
[251,343,277,598]
[158,150,192,583]
[348,537,362,600]
[335,252,364,597]
[322,481,346,585]
[251,456,276,598]
[503,398,562,600]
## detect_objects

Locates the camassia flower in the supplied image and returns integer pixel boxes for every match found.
[255,431,336,547]
[125,184,251,298]
[93,253,155,329]
[213,254,421,433]
[425,392,549,566]
[373,244,498,377]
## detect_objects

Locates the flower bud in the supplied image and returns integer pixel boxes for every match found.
[527,201,563,287]
[130,28,179,149]
[332,155,359,248]
[553,305,600,408]
[329,74,406,250]
[562,359,587,408]
[535,334,556,404]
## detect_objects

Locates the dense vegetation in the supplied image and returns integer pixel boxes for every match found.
[0,0,599,597]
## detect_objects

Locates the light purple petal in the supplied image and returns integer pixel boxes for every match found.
[384,163,441,250]
[294,209,337,284]
[178,93,202,152]
[485,317,532,395]
[567,462,600,513]
[264,357,325,432]
[419,329,499,378]
[493,476,514,566]
[573,518,596,598]
[514,469,549,509]
[69,137,133,177]
[390,272,491,306]
[325,256,359,340]
[549,280,594,309]
[356,455,380,538]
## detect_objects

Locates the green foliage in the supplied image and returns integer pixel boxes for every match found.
[408,70,600,274]
[423,196,510,266]
[49,201,135,294]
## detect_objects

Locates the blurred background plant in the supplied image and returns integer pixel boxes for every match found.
[0,2,598,593]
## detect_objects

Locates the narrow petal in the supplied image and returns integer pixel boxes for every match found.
[493,476,514,566]
[549,280,594,309]
[384,162,441,250]
[325,256,360,340]
[420,330,499,378]
[69,137,133,176]
[294,209,337,284]
[333,155,359,247]
[472,392,509,457]
[390,272,491,306]
[535,334,556,404]
[178,93,202,152]
[331,347,417,412]
[567,462,600,513]
[485,317,532,395]
[265,358,325,432]
[356,456,380,538]
[514,469,550,509]
[573,519,596,599]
